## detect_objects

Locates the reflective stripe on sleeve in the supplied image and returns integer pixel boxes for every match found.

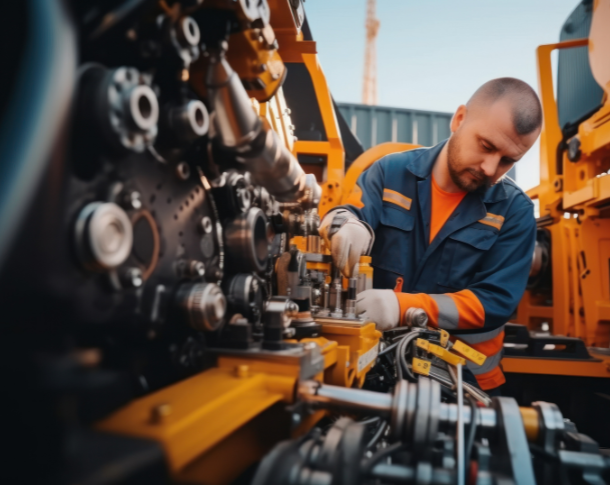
[382,189,412,211]
[478,212,505,230]
[430,294,459,329]
[466,348,503,375]
[454,325,505,344]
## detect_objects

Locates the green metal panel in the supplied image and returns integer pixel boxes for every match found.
[336,102,452,150]
[336,102,516,182]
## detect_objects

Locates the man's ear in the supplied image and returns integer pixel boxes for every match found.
[450,105,467,133]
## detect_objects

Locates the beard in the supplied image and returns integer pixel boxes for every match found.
[446,134,491,192]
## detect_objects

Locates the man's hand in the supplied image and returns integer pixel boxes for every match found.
[319,209,374,278]
[355,289,400,330]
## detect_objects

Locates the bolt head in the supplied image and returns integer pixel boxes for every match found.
[126,191,142,210]
[236,365,250,378]
[199,216,213,234]
[150,403,172,423]
[190,260,205,277]
[176,162,191,181]
[123,267,143,288]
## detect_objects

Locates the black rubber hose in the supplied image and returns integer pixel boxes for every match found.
[398,331,422,382]
[365,420,388,450]
[394,338,403,381]
[399,337,413,380]
[361,442,405,475]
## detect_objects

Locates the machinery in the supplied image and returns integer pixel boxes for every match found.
[500,0,610,447]
[0,0,608,484]
[514,0,610,349]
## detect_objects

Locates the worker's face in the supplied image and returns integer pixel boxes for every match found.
[446,99,539,192]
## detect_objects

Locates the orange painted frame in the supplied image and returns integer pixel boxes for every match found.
[341,142,420,205]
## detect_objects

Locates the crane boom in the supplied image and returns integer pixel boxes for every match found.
[362,0,380,105]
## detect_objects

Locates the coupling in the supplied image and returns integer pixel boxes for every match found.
[176,282,227,332]
[77,65,159,153]
[74,202,133,271]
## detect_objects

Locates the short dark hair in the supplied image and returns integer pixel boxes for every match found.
[467,77,542,135]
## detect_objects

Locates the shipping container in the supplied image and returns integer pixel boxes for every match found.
[336,102,452,150]
[336,101,516,181]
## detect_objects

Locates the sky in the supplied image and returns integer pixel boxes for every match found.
[304,0,580,191]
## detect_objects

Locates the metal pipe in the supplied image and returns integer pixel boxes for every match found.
[369,464,414,483]
[206,49,321,207]
[297,381,393,416]
[345,278,357,318]
[369,464,454,485]
[456,364,465,485]
[439,403,497,430]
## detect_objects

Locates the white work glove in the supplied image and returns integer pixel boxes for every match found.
[319,209,374,278]
[355,289,400,331]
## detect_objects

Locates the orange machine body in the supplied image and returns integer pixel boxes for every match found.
[513,33,610,348]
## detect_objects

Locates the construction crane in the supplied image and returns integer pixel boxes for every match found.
[362,0,380,105]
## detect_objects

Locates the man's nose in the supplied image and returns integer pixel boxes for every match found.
[480,155,500,177]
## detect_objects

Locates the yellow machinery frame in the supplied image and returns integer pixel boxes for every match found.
[513,37,610,349]
[271,4,345,218]
[95,2,386,483]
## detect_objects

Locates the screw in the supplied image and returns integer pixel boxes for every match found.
[122,267,143,288]
[176,162,191,181]
[199,216,213,234]
[150,403,172,423]
[292,413,302,426]
[236,365,250,378]
[189,260,205,278]
[125,191,142,210]
[287,301,299,315]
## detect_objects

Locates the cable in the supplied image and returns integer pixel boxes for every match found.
[359,416,381,426]
[361,442,404,475]
[395,342,403,381]
[464,396,478,469]
[396,329,424,382]
[365,420,388,450]
[397,335,413,381]
[378,340,400,357]
[447,364,492,406]
[456,363,465,485]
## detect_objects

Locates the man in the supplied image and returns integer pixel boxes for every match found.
[320,78,541,394]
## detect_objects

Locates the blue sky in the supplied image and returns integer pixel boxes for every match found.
[304,0,580,190]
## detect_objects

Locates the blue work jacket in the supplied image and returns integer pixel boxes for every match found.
[344,141,536,335]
